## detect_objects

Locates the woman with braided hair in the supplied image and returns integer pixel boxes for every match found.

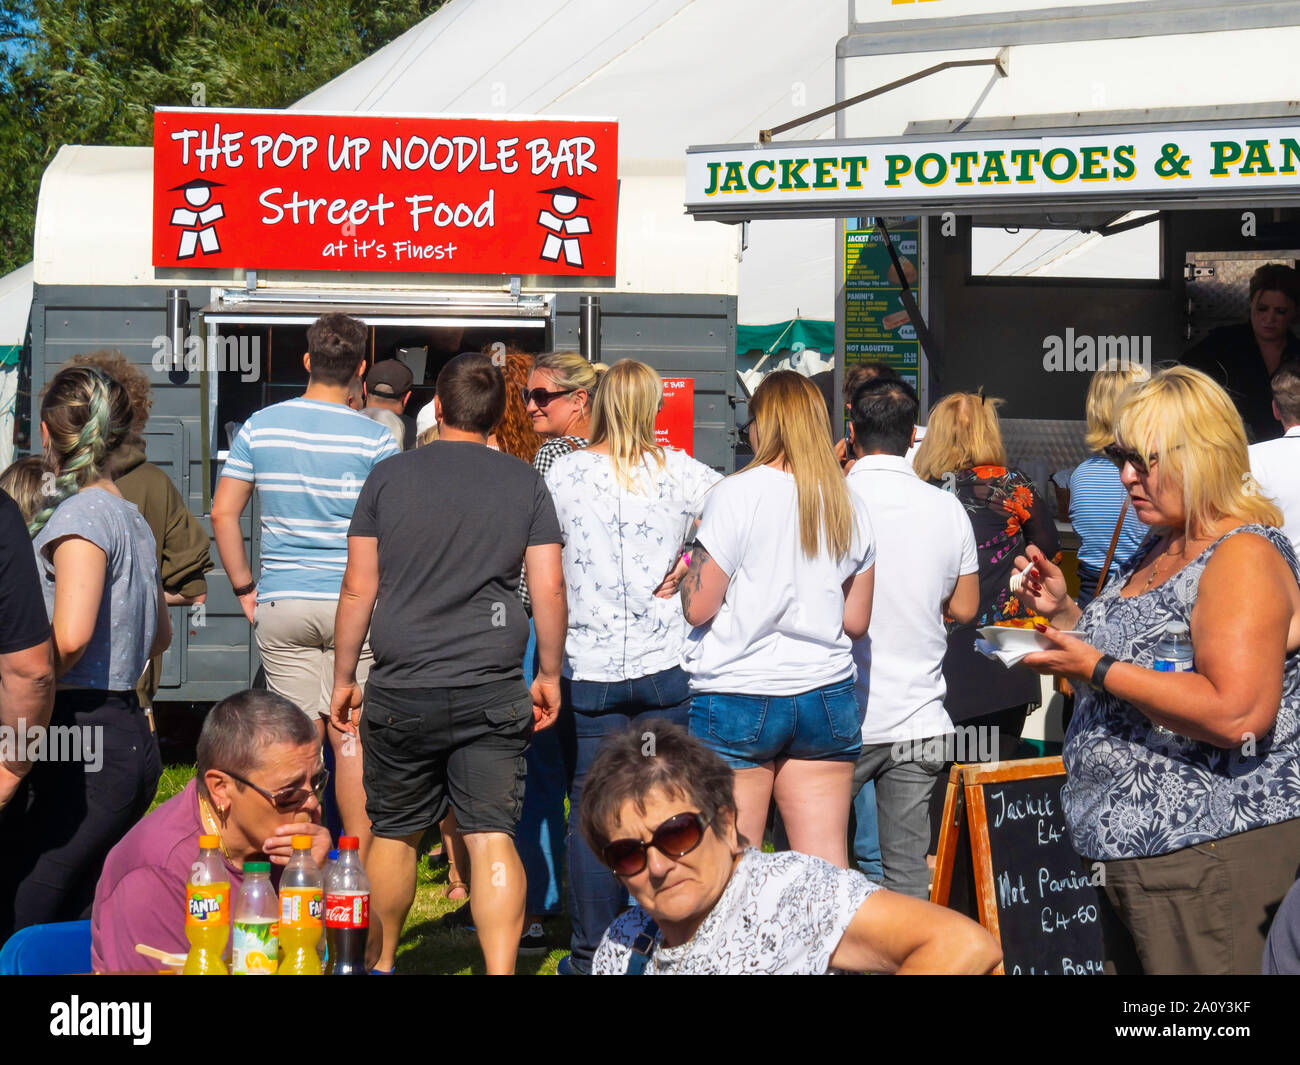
[0,365,171,939]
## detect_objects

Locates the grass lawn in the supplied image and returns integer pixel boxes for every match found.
[150,764,566,974]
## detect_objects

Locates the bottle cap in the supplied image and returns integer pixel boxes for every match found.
[243,860,271,874]
[198,834,219,849]
[328,850,339,862]
[291,834,313,850]
[339,836,360,850]
[1166,622,1189,635]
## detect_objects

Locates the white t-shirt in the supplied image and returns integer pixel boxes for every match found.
[683,465,876,696]
[846,455,979,745]
[592,849,880,975]
[545,448,721,681]
[1250,427,1300,555]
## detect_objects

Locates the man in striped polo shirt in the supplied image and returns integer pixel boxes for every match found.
[212,314,400,858]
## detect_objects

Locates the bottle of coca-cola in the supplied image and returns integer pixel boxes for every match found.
[324,835,369,975]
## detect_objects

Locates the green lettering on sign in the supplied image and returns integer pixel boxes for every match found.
[915,152,947,186]
[885,155,912,187]
[1210,141,1242,176]
[748,160,776,191]
[779,158,811,190]
[812,157,839,189]
[1042,148,1079,182]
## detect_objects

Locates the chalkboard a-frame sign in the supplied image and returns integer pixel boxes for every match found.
[930,757,1106,976]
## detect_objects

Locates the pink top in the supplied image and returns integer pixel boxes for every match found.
[91,779,253,973]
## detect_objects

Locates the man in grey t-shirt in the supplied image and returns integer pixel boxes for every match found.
[331,352,566,975]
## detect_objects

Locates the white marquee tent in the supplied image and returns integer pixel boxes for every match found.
[295,0,844,325]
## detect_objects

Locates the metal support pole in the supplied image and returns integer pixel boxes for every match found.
[579,295,601,363]
[166,289,190,372]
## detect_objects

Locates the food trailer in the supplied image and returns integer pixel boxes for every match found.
[685,0,1300,741]
[28,108,740,704]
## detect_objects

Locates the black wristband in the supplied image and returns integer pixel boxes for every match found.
[1090,654,1117,692]
[232,580,256,597]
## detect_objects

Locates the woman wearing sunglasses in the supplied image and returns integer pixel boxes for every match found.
[91,690,332,972]
[515,351,606,949]
[585,722,1000,974]
[1014,365,1300,974]
[543,359,720,973]
[680,370,875,868]
[1068,359,1151,608]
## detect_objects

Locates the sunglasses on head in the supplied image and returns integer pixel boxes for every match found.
[601,811,711,876]
[224,767,329,813]
[521,386,577,408]
[1103,443,1159,475]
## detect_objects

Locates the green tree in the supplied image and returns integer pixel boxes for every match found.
[0,0,443,276]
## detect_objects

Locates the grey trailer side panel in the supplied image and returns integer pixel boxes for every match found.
[31,282,257,701]
[554,293,738,473]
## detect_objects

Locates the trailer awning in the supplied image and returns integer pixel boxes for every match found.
[686,115,1300,223]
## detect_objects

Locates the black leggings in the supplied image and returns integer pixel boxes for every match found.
[0,690,161,939]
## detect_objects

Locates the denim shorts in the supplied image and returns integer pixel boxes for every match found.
[688,676,864,771]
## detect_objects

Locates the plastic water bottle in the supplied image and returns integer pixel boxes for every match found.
[1152,622,1194,673]
[1150,622,1193,737]
[232,861,279,975]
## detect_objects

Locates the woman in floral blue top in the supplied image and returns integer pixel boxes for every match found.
[1013,366,1300,974]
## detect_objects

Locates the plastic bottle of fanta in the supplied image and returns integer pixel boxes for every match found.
[184,834,230,975]
[232,860,279,974]
[278,835,323,975]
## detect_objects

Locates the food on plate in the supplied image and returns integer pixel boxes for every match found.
[994,615,1048,629]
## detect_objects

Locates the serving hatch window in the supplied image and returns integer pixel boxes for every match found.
[209,316,549,458]
[970,211,1162,280]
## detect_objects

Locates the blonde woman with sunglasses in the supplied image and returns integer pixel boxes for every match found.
[1015,365,1300,974]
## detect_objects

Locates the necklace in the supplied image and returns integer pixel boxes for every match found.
[197,792,233,863]
[1141,532,1207,593]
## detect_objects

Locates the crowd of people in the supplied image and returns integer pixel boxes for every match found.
[6,264,1300,973]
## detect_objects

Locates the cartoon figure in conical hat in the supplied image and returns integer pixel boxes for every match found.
[537,186,592,268]
[170,177,226,259]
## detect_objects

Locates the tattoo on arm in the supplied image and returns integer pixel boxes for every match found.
[680,543,712,616]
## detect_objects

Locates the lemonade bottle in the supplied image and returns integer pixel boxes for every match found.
[184,834,230,975]
[232,860,279,975]
[278,835,323,975]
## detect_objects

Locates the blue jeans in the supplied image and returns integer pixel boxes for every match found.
[515,623,572,916]
[688,677,863,770]
[852,779,883,881]
[565,666,691,971]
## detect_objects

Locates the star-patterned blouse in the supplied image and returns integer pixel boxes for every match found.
[1063,525,1300,860]
[545,447,721,681]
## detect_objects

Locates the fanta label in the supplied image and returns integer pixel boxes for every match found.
[325,891,370,929]
[185,882,231,926]
[281,886,323,928]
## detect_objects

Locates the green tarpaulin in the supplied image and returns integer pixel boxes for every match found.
[737,319,834,357]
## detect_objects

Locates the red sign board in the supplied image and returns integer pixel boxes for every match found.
[152,108,618,276]
[655,377,695,455]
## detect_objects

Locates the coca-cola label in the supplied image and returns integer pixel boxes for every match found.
[280,886,323,928]
[325,891,370,929]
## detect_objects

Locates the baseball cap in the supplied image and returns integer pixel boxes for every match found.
[367,359,414,397]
